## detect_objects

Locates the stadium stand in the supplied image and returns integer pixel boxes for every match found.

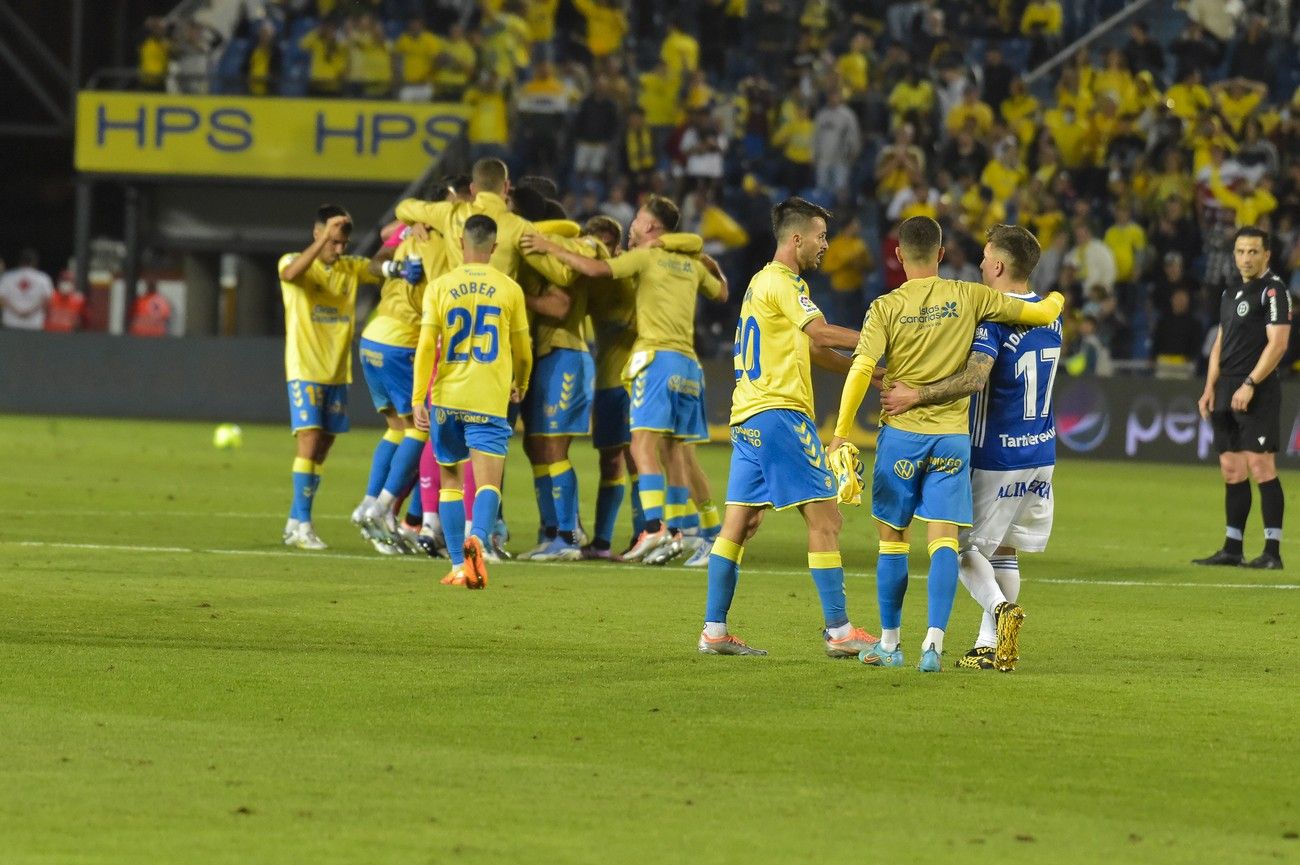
[123,0,1300,373]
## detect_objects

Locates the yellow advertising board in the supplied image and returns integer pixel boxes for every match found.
[75,91,469,183]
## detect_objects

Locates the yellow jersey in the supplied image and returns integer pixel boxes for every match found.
[300,32,346,88]
[394,31,441,84]
[395,191,573,288]
[361,231,446,348]
[731,262,824,425]
[589,271,638,390]
[854,277,1057,436]
[1103,222,1147,283]
[533,234,605,357]
[278,253,378,384]
[606,246,722,359]
[419,263,530,418]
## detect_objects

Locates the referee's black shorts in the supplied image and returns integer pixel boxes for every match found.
[1211,375,1281,454]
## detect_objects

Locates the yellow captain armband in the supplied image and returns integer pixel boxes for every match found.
[535,219,581,237]
[659,232,703,255]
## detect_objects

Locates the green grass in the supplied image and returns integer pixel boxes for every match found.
[1,415,1298,864]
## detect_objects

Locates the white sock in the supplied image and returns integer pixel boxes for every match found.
[923,627,944,654]
[881,627,900,651]
[376,490,396,511]
[826,623,853,640]
[703,621,728,638]
[422,511,442,532]
[991,555,1021,603]
[284,518,300,534]
[360,494,377,510]
[975,612,996,650]
[959,548,1006,614]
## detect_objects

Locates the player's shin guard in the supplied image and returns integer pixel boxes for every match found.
[1225,480,1251,556]
[439,489,467,567]
[665,485,689,532]
[705,537,744,624]
[698,500,720,541]
[471,485,501,543]
[368,429,404,497]
[532,464,557,536]
[639,474,665,527]
[382,430,427,497]
[290,457,316,521]
[594,479,625,545]
[418,441,440,519]
[808,551,848,630]
[876,541,910,640]
[549,460,578,533]
[1259,477,1284,557]
[927,538,960,632]
[629,474,646,535]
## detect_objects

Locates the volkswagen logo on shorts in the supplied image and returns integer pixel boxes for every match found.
[1056,381,1109,453]
[435,408,447,424]
[893,459,915,479]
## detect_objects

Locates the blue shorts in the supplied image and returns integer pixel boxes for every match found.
[359,338,416,415]
[287,379,349,434]
[628,349,707,441]
[431,405,512,464]
[871,425,972,529]
[726,409,836,510]
[525,348,594,436]
[592,386,631,450]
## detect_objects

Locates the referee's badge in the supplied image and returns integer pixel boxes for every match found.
[1236,301,1249,317]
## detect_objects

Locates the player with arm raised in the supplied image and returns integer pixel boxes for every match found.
[698,197,878,657]
[879,225,1061,671]
[521,195,728,562]
[827,216,1063,672]
[411,215,532,588]
[278,205,390,550]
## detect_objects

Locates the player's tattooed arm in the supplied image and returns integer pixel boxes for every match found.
[880,351,994,416]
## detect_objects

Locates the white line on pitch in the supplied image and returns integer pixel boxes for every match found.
[5,541,1299,590]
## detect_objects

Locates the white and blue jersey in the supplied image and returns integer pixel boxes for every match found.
[969,296,1063,472]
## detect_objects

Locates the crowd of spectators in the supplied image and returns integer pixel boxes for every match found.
[131,0,1300,374]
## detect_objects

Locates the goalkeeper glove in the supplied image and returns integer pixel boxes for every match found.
[383,256,424,283]
[827,442,864,506]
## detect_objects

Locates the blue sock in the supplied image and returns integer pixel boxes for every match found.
[549,460,578,533]
[665,485,689,532]
[629,475,646,536]
[595,480,625,545]
[382,434,425,497]
[472,486,501,544]
[532,465,557,533]
[291,456,315,521]
[681,499,701,534]
[877,542,910,630]
[705,537,744,623]
[639,474,665,526]
[927,541,960,631]
[809,551,848,629]
[367,430,402,497]
[439,493,467,567]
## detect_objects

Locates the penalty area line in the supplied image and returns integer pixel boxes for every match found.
[4,541,1299,590]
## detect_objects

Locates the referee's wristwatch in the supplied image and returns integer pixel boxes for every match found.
[1243,376,1257,388]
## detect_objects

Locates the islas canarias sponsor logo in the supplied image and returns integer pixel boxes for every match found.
[899,301,958,325]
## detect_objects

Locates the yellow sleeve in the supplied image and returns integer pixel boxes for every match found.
[412,321,440,406]
[606,247,651,280]
[536,219,580,237]
[770,278,822,329]
[976,283,1065,326]
[1209,171,1243,211]
[834,354,877,438]
[510,290,533,394]
[395,198,451,227]
[659,232,703,254]
[695,259,722,300]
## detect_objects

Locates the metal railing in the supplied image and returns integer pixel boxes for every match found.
[1023,0,1163,85]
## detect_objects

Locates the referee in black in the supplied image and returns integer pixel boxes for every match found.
[1194,227,1291,569]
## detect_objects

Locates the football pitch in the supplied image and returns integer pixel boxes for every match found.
[1,415,1297,864]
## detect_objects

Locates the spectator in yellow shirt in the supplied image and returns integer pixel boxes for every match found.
[1209,168,1278,228]
[1092,49,1136,116]
[638,60,682,150]
[393,17,440,102]
[820,214,872,327]
[572,0,627,61]
[344,15,393,99]
[524,0,559,61]
[980,138,1026,205]
[1165,68,1212,123]
[433,23,477,100]
[772,102,815,191]
[945,85,994,138]
[465,71,511,163]
[1212,77,1268,136]
[887,67,936,132]
[1102,201,1148,288]
[1021,0,1062,66]
[300,19,347,96]
[660,22,699,83]
[137,17,172,91]
[836,32,872,102]
[246,21,280,96]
